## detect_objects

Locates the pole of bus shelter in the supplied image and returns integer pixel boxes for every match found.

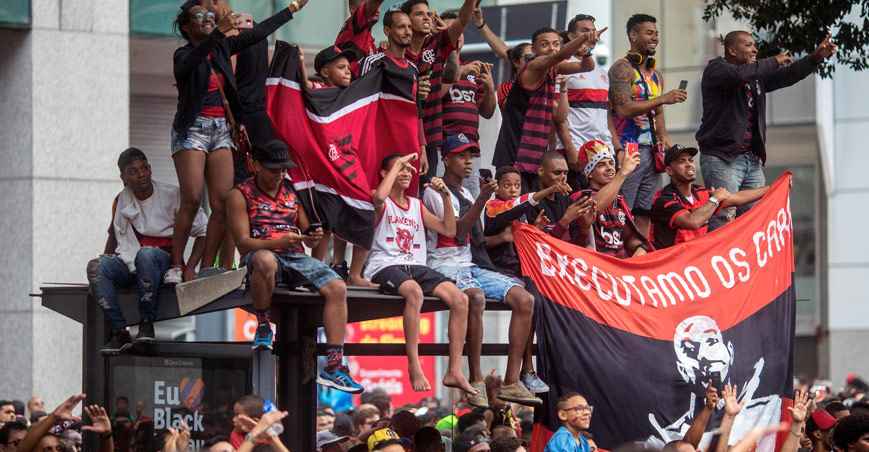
[275,304,317,451]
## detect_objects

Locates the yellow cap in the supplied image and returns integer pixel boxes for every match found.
[367,428,400,451]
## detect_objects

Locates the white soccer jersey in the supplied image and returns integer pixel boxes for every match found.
[364,196,428,279]
[565,62,612,148]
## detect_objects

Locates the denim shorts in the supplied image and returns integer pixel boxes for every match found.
[171,115,236,155]
[242,250,340,290]
[432,264,521,302]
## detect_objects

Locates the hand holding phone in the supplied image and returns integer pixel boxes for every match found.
[479,168,493,182]
[679,80,688,91]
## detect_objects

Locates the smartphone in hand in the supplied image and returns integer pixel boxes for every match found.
[479,168,493,182]
[679,80,688,91]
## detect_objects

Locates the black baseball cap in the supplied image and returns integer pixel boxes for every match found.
[314,45,356,73]
[252,139,296,169]
[440,133,479,158]
[664,144,698,166]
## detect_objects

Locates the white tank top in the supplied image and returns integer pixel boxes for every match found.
[364,196,428,279]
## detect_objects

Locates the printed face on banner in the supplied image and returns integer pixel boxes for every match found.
[674,316,734,385]
[647,316,781,450]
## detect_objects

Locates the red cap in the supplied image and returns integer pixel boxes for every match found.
[811,409,837,431]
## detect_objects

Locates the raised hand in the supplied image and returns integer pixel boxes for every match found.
[53,394,86,422]
[472,6,485,28]
[585,27,608,45]
[176,421,191,451]
[395,153,419,172]
[479,177,498,199]
[461,61,483,77]
[705,385,720,410]
[82,405,112,434]
[618,149,641,177]
[418,74,432,101]
[661,88,688,105]
[431,11,448,33]
[788,389,812,424]
[813,33,837,61]
[774,50,793,66]
[430,177,450,196]
[216,10,236,34]
[723,383,742,417]
[236,414,258,432]
[478,63,495,92]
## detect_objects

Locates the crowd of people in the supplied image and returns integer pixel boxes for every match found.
[2,376,868,452]
[44,0,854,450]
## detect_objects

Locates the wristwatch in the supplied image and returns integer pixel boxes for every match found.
[708,196,720,206]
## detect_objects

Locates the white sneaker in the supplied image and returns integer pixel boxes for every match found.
[163,267,183,284]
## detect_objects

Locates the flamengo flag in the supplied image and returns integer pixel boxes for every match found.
[516,174,796,452]
[266,41,421,248]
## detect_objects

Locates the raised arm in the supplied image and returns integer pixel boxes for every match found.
[478,63,497,119]
[781,389,813,452]
[593,149,640,213]
[471,7,509,62]
[703,56,784,89]
[557,54,595,75]
[445,0,478,48]
[226,0,306,55]
[522,29,605,89]
[18,394,86,452]
[455,178,497,240]
[422,178,457,238]
[373,154,418,215]
[716,384,742,452]
[683,385,719,448]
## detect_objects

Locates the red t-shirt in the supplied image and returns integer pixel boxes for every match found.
[200,69,226,117]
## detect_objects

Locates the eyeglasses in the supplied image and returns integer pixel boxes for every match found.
[192,11,216,23]
[564,405,594,414]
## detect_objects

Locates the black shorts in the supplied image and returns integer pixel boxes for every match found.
[371,265,451,295]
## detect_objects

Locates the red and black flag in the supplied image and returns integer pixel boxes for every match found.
[265,41,421,248]
[516,174,796,452]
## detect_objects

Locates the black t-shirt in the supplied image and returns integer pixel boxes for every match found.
[650,183,713,249]
[235,37,269,116]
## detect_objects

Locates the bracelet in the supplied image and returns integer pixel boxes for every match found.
[476,21,486,30]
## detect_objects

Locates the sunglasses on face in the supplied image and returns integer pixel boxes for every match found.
[564,405,594,413]
[192,11,216,23]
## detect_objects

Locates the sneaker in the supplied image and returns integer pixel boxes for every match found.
[101,330,133,355]
[466,381,490,408]
[331,262,349,280]
[164,266,183,284]
[520,369,550,394]
[135,321,156,342]
[252,322,273,351]
[196,266,227,279]
[317,366,364,394]
[497,382,543,406]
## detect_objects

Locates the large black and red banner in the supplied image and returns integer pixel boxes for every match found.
[516,174,796,452]
[266,42,420,248]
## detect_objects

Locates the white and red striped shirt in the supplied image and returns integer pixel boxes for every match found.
[565,62,612,149]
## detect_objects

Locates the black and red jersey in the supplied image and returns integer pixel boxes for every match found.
[442,72,484,144]
[650,183,715,249]
[409,31,457,150]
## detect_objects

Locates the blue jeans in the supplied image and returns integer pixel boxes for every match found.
[171,115,235,155]
[700,152,766,231]
[92,248,172,331]
[620,144,659,216]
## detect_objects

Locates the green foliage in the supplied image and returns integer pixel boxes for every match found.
[703,0,869,77]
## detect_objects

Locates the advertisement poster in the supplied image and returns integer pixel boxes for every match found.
[109,355,249,450]
[233,310,438,408]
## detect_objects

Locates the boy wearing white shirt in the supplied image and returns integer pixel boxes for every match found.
[366,153,476,396]
[92,148,207,354]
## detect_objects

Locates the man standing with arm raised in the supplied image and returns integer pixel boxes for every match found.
[697,31,836,230]
[609,13,687,237]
